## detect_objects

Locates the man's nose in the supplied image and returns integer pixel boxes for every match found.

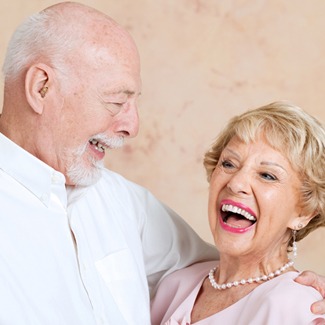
[114,101,139,138]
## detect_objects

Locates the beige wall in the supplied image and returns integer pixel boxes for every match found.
[1,0,324,274]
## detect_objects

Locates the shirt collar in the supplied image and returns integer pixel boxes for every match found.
[0,132,66,206]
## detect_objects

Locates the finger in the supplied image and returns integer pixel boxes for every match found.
[312,301,325,315]
[295,271,317,286]
[311,317,325,325]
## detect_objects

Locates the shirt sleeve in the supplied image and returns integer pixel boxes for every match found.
[100,170,218,299]
[135,187,218,298]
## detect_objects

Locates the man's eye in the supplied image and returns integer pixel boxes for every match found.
[111,102,124,107]
[103,102,124,115]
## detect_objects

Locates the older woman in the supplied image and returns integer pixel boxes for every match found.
[151,101,325,324]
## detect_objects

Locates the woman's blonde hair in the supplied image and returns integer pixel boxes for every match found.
[204,101,325,245]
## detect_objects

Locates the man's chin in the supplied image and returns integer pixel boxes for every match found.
[75,174,101,187]
[67,166,103,187]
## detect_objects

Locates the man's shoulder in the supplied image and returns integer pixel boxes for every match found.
[98,169,143,190]
[88,168,144,196]
[87,168,153,207]
[99,168,131,184]
[68,168,147,206]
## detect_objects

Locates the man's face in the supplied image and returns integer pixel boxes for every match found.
[53,38,141,186]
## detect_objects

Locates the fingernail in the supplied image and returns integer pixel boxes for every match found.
[313,305,322,314]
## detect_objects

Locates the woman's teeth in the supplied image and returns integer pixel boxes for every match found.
[221,204,256,222]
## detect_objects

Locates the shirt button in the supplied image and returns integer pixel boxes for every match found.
[51,172,61,184]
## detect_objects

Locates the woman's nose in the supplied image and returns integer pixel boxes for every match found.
[226,169,251,195]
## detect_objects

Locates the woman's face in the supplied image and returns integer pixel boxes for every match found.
[208,135,303,261]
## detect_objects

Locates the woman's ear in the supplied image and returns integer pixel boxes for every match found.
[289,212,317,230]
[25,63,52,114]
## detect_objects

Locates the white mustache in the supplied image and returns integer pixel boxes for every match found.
[90,134,125,149]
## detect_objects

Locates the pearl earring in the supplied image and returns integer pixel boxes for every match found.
[292,229,298,259]
[292,223,303,259]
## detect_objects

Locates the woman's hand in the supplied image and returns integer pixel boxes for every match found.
[295,271,325,316]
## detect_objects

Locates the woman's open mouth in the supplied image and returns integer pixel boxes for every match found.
[220,202,256,233]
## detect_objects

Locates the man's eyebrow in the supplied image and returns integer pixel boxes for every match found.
[103,90,141,96]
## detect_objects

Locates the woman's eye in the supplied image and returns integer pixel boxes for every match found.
[221,160,234,169]
[260,172,277,181]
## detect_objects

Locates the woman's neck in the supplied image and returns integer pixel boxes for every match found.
[191,253,297,323]
[215,253,296,285]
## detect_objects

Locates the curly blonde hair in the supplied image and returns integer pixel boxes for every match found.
[204,101,325,246]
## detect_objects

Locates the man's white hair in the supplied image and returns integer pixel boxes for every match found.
[2,9,81,81]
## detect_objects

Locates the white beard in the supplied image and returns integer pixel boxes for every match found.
[66,135,124,186]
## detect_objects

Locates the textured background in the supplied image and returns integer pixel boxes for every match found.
[1,0,324,274]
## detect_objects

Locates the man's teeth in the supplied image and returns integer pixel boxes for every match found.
[89,139,105,152]
[221,204,256,221]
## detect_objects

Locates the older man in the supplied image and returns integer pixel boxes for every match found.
[0,2,324,325]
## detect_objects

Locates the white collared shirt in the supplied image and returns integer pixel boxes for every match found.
[0,133,217,324]
[0,133,96,325]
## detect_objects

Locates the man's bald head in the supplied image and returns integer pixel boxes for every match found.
[0,2,141,186]
[2,1,138,82]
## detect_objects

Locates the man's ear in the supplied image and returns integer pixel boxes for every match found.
[25,63,52,114]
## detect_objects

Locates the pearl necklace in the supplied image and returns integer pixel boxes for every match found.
[208,260,294,290]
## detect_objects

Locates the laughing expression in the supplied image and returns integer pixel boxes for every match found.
[53,37,141,186]
[208,135,303,259]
